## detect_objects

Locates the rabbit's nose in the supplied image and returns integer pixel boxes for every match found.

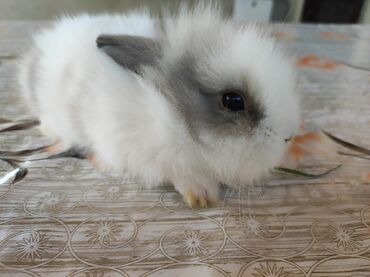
[284,136,292,143]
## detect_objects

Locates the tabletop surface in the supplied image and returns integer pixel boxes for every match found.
[0,22,370,277]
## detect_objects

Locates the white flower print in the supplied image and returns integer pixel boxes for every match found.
[36,191,68,213]
[14,232,48,261]
[181,230,208,257]
[240,213,266,235]
[252,262,289,277]
[60,160,81,176]
[327,224,361,251]
[98,183,125,201]
[86,219,121,245]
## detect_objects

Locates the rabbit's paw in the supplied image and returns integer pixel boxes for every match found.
[177,182,219,209]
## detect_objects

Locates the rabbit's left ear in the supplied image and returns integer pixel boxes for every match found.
[97,35,161,73]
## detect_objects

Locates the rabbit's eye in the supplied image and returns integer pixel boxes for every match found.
[222,92,244,112]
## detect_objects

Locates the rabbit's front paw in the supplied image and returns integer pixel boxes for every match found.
[182,188,216,208]
[175,181,219,209]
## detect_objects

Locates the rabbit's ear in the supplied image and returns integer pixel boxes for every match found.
[97,35,161,73]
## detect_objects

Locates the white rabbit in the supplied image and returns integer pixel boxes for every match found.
[17,4,300,208]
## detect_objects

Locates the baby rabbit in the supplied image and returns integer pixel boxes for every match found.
[17,4,300,208]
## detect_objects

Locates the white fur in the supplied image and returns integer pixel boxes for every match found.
[17,6,300,202]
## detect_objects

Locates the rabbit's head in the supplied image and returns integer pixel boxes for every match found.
[97,4,300,186]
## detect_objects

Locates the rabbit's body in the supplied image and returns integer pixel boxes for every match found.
[18,13,195,191]
[18,13,156,147]
[18,5,300,207]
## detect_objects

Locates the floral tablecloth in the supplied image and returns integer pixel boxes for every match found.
[0,22,370,277]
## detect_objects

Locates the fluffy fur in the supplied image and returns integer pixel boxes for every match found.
[17,4,300,206]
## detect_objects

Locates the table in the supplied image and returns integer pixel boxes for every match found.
[0,22,370,277]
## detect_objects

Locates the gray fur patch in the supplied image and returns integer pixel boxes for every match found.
[151,54,264,140]
[96,30,264,143]
[97,35,162,73]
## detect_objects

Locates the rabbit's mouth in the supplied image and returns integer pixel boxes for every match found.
[284,136,292,143]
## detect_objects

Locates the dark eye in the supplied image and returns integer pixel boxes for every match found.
[222,92,245,112]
